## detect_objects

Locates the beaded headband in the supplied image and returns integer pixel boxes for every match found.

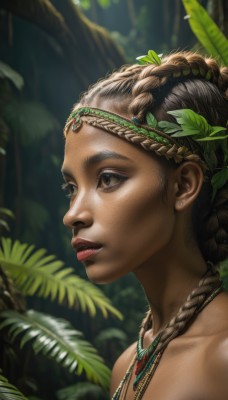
[64,106,228,200]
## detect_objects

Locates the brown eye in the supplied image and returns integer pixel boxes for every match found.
[98,173,127,190]
[62,182,78,198]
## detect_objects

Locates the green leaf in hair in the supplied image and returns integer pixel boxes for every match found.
[146,112,158,128]
[158,121,181,134]
[211,167,228,201]
[136,50,162,66]
[168,109,210,137]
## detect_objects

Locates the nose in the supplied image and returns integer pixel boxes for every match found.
[63,194,93,231]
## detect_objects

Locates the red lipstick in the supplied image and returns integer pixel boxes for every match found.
[72,238,102,262]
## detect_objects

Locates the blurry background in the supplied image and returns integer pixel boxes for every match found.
[0,1,227,399]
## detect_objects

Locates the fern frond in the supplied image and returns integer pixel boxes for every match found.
[0,310,111,389]
[0,371,28,399]
[0,238,122,319]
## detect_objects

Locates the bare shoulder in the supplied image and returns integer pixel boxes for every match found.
[203,292,228,397]
[110,341,136,397]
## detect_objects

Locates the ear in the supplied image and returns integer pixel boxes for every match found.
[173,162,204,211]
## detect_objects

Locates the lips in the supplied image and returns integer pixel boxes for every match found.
[72,238,102,262]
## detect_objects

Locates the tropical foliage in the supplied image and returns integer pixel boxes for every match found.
[0,371,28,400]
[0,238,122,318]
[0,310,111,387]
[0,0,227,399]
[0,235,122,397]
[182,0,228,64]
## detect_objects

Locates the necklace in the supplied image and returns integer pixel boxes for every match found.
[111,267,223,400]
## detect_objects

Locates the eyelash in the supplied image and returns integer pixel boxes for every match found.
[97,172,127,191]
[61,182,77,199]
[62,171,127,199]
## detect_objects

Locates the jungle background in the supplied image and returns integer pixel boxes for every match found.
[0,0,227,399]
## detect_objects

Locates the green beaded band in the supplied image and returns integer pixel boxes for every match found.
[64,106,173,147]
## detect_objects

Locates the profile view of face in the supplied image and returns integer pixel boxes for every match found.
[62,114,176,284]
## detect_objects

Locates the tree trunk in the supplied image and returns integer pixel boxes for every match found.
[209,0,228,36]
[0,0,126,86]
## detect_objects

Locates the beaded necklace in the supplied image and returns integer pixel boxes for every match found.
[111,272,223,400]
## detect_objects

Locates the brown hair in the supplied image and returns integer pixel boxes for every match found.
[80,52,228,266]
[65,52,228,368]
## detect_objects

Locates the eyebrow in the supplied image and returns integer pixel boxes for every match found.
[61,150,131,177]
[84,150,131,167]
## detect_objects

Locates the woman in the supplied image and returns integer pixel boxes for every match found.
[62,51,228,399]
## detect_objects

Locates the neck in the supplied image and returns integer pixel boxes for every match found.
[134,245,208,336]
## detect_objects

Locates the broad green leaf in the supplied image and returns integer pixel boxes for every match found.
[211,167,228,201]
[171,129,200,137]
[196,135,227,141]
[146,112,157,128]
[209,127,227,136]
[158,121,181,134]
[0,310,111,389]
[147,50,162,65]
[168,109,209,135]
[136,50,162,65]
[136,55,152,65]
[182,0,228,65]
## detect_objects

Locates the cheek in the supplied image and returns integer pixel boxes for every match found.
[99,179,175,258]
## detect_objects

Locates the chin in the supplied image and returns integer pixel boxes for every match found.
[84,262,122,285]
[86,272,118,285]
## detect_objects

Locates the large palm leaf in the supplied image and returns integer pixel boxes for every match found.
[0,371,28,400]
[0,310,111,389]
[182,0,228,65]
[0,238,122,319]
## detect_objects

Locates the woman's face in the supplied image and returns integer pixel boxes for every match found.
[62,122,177,284]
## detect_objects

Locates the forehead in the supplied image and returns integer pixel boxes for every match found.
[63,123,164,175]
[65,123,128,154]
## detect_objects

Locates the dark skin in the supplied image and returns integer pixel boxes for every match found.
[62,103,228,400]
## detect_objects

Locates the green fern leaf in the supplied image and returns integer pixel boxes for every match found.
[0,371,28,400]
[182,0,228,65]
[0,238,122,319]
[0,310,111,389]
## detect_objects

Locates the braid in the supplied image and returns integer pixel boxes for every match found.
[77,51,228,266]
[81,64,142,105]
[66,51,228,398]
[83,115,205,166]
[141,266,222,354]
[130,52,228,121]
[201,184,228,263]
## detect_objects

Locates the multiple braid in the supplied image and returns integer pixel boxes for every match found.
[130,53,228,121]
[68,53,228,387]
[80,51,228,267]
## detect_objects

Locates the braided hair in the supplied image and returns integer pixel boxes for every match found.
[76,52,228,353]
[80,52,228,267]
